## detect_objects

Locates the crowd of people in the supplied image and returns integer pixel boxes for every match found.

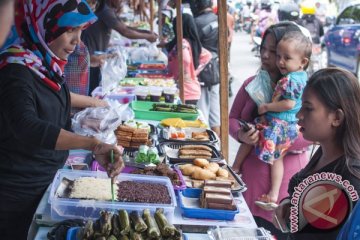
[0,0,360,240]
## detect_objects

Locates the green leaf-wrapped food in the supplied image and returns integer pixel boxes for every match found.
[118,210,131,235]
[130,211,147,233]
[111,214,121,237]
[135,145,149,163]
[147,147,160,164]
[129,229,143,240]
[154,208,176,237]
[143,209,160,239]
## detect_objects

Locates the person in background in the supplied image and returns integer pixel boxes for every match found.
[81,0,158,94]
[0,1,124,239]
[273,68,360,239]
[227,4,235,97]
[64,0,103,96]
[229,22,310,240]
[191,0,221,138]
[0,0,14,47]
[233,31,311,207]
[167,14,210,105]
[298,1,324,44]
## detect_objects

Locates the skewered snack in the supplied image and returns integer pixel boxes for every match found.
[143,209,161,239]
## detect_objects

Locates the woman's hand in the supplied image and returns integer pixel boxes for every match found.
[237,126,259,145]
[93,143,124,178]
[146,32,158,43]
[90,54,107,67]
[273,199,291,232]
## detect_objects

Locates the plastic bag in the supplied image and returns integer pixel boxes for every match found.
[101,46,128,94]
[71,100,133,144]
[245,70,273,106]
[130,46,150,62]
[207,226,273,240]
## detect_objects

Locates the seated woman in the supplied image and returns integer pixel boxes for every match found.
[0,1,123,239]
[273,68,360,239]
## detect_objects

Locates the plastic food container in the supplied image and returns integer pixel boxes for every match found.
[131,101,199,121]
[179,188,239,221]
[163,87,177,103]
[91,86,136,104]
[149,86,163,102]
[49,169,176,220]
[134,86,149,101]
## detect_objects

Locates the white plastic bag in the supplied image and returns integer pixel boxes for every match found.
[71,101,133,144]
[101,46,128,94]
[245,70,273,106]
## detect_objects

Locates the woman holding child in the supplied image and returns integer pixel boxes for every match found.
[229,22,311,239]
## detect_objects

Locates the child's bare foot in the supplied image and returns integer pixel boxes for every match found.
[255,194,278,211]
[267,190,279,203]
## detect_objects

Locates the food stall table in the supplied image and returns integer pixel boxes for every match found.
[30,186,257,239]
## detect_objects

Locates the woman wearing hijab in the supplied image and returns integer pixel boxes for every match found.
[167,13,210,105]
[0,1,123,239]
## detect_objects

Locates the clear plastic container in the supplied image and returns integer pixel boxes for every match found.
[91,86,136,104]
[49,169,176,220]
[134,86,149,101]
[163,87,177,103]
[149,86,163,102]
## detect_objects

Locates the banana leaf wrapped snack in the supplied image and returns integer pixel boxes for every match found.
[135,145,149,163]
[143,209,161,239]
[147,147,160,164]
[129,211,147,233]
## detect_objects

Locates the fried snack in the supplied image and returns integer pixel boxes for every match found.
[192,131,209,140]
[193,158,209,167]
[117,125,136,133]
[204,162,220,173]
[117,140,131,147]
[191,168,216,180]
[116,135,132,142]
[179,164,201,176]
[180,145,212,151]
[217,168,229,178]
[179,155,211,159]
[179,149,212,157]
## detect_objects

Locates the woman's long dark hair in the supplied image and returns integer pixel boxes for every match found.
[167,13,202,69]
[305,68,360,179]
